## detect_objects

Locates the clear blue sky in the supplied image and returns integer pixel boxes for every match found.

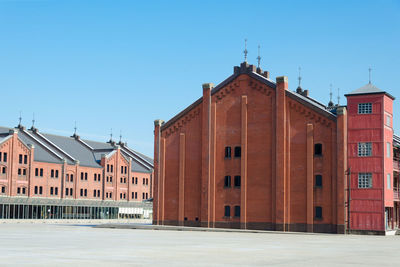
[1,0,399,157]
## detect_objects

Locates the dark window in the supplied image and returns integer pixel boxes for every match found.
[234,206,240,217]
[143,178,145,185]
[66,188,69,196]
[70,174,73,182]
[225,147,232,158]
[0,152,2,161]
[132,192,134,199]
[135,177,138,184]
[146,178,148,185]
[107,164,109,172]
[121,166,124,174]
[94,190,97,197]
[234,176,241,187]
[55,170,59,178]
[84,189,87,196]
[314,144,322,156]
[146,193,148,199]
[50,187,54,195]
[124,166,127,174]
[34,186,38,194]
[23,169,26,176]
[224,206,230,217]
[22,187,26,194]
[110,165,113,172]
[3,153,7,162]
[224,176,231,188]
[40,168,43,177]
[18,168,21,175]
[55,187,58,195]
[132,178,134,184]
[70,188,73,195]
[135,192,137,199]
[17,187,21,194]
[80,189,83,196]
[124,178,127,183]
[81,172,84,180]
[1,186,5,193]
[24,155,27,164]
[35,168,39,176]
[315,175,322,187]
[2,167,5,174]
[51,170,54,178]
[39,186,42,195]
[315,206,322,219]
[19,154,22,164]
[94,174,97,181]
[234,146,241,157]
[97,190,100,196]
[85,173,88,180]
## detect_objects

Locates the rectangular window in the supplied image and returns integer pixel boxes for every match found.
[34,186,38,194]
[55,187,58,195]
[107,164,109,172]
[358,173,372,188]
[315,206,322,219]
[143,178,145,185]
[121,166,124,174]
[386,115,391,127]
[358,142,372,157]
[70,188,73,195]
[2,167,5,174]
[40,168,43,177]
[315,175,322,187]
[85,172,88,180]
[135,178,138,184]
[145,193,148,199]
[17,187,21,194]
[94,189,97,197]
[94,173,97,181]
[132,192,134,199]
[314,144,323,156]
[23,169,26,176]
[142,192,145,199]
[84,189,87,196]
[35,168,39,176]
[19,154,22,164]
[387,174,391,189]
[22,187,26,194]
[234,146,241,158]
[224,176,231,188]
[3,153,7,162]
[234,176,241,187]
[24,155,27,164]
[135,192,137,199]
[39,186,42,195]
[51,170,54,178]
[97,190,100,197]
[66,188,69,196]
[0,152,2,161]
[55,170,59,178]
[81,172,84,180]
[225,147,232,158]
[234,206,240,217]
[70,174,73,182]
[124,166,127,174]
[224,206,230,217]
[50,187,54,195]
[18,168,21,175]
[110,165,113,172]
[80,189,83,196]
[358,103,372,114]
[387,142,391,158]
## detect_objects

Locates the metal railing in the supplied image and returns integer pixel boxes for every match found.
[394,189,400,201]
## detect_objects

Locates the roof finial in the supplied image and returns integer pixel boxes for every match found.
[298,67,302,87]
[337,88,340,106]
[74,121,77,135]
[243,39,248,63]
[368,67,372,84]
[329,83,333,102]
[18,111,22,127]
[110,128,113,142]
[119,130,122,143]
[32,112,35,128]
[256,45,261,68]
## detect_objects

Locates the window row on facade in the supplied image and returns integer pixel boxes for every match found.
[0,152,8,163]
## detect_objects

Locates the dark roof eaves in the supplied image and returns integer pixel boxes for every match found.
[345,91,395,100]
[286,90,337,121]
[160,97,203,131]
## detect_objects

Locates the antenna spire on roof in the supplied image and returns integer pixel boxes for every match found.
[119,130,122,143]
[256,45,261,68]
[368,67,372,84]
[110,128,113,142]
[329,83,333,103]
[298,67,302,87]
[243,39,248,63]
[337,88,340,106]
[18,111,22,127]
[74,121,77,135]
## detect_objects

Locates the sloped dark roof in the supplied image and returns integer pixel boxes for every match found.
[0,126,153,172]
[394,134,400,148]
[345,83,395,100]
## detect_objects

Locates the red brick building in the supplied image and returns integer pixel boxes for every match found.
[153,61,399,234]
[0,125,153,220]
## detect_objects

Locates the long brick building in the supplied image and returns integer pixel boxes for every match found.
[0,125,153,220]
[153,61,399,234]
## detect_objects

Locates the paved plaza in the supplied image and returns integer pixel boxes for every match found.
[0,223,399,266]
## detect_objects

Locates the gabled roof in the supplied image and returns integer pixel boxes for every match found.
[394,134,400,148]
[345,83,395,100]
[160,62,336,130]
[0,126,153,172]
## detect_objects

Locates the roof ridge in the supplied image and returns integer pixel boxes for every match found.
[120,146,153,169]
[33,130,76,162]
[20,130,64,161]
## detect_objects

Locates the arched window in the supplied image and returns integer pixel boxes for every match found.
[314,143,323,156]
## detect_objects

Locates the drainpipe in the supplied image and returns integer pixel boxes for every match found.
[346,167,351,233]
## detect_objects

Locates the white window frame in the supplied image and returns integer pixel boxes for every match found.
[386,115,391,127]
[358,103,372,114]
[387,173,391,189]
[358,173,372,188]
[358,142,372,157]
[387,142,391,158]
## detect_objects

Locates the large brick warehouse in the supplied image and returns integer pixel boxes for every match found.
[0,125,154,220]
[153,62,399,234]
